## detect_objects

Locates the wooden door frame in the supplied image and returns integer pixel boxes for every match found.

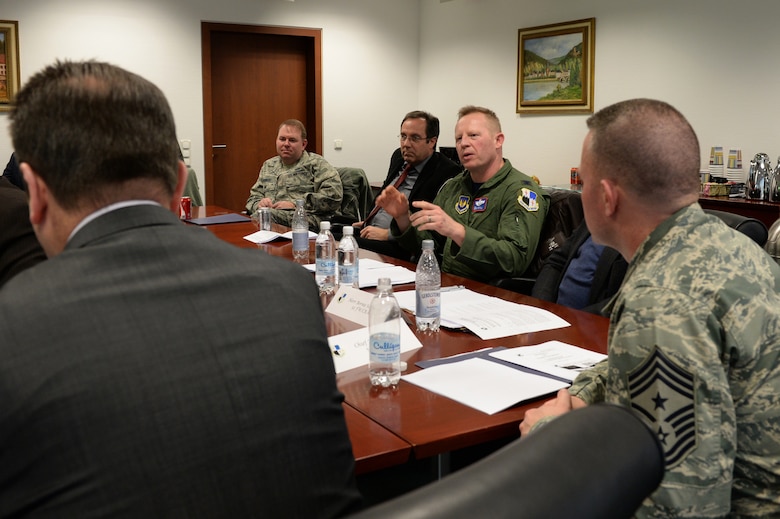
[201,22,322,204]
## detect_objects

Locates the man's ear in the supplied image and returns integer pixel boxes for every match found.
[170,160,188,214]
[600,177,619,218]
[21,162,49,225]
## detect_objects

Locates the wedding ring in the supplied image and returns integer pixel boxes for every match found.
[428,216,431,223]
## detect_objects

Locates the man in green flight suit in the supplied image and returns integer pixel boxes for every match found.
[521,99,780,518]
[246,119,342,231]
[375,105,549,283]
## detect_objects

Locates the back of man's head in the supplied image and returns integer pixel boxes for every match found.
[10,60,180,212]
[586,99,700,208]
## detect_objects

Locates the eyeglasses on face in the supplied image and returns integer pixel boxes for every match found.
[398,134,430,144]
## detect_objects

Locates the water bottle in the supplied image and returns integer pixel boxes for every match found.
[415,239,441,333]
[291,199,309,262]
[338,225,359,289]
[368,277,401,387]
[315,220,337,294]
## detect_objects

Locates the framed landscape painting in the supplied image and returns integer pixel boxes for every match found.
[517,18,595,114]
[0,20,20,112]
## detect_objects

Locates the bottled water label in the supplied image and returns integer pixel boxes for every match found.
[316,258,336,276]
[339,264,358,286]
[369,332,400,363]
[416,289,440,318]
[292,232,308,251]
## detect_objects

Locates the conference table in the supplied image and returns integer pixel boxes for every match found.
[187,206,609,475]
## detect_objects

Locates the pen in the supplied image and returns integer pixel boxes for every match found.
[441,285,465,292]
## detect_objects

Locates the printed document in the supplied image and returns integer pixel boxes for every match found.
[490,341,607,382]
[394,288,569,340]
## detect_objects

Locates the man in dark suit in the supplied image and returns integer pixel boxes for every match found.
[0,60,361,517]
[355,110,461,260]
[532,220,627,314]
[0,176,46,288]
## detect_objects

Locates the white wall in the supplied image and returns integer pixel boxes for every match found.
[0,0,420,193]
[2,0,779,194]
[420,0,780,185]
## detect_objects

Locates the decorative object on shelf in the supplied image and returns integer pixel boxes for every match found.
[726,148,745,183]
[0,20,20,112]
[516,18,595,114]
[770,159,780,203]
[746,153,771,201]
[765,218,780,265]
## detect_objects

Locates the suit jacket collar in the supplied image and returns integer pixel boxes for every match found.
[66,204,182,251]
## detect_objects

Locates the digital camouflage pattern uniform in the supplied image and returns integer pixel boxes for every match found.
[392,159,549,282]
[245,151,342,231]
[569,204,780,518]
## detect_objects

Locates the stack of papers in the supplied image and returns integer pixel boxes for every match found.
[402,342,606,415]
[393,287,569,340]
[243,229,317,244]
[303,258,416,288]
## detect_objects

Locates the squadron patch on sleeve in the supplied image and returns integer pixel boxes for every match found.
[517,188,539,212]
[628,347,696,469]
[455,195,470,215]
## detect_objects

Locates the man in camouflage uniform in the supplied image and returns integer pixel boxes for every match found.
[376,106,548,282]
[521,99,780,517]
[246,119,342,231]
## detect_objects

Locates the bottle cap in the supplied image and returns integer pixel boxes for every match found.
[343,225,354,236]
[320,221,331,231]
[422,239,434,250]
[377,277,392,290]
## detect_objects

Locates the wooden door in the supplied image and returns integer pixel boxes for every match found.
[202,23,322,211]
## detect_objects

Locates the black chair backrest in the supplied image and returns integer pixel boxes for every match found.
[348,404,664,519]
[704,208,768,247]
[525,188,584,278]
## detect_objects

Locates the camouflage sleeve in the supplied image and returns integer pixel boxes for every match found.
[305,157,342,215]
[567,359,608,404]
[608,286,735,518]
[246,162,271,214]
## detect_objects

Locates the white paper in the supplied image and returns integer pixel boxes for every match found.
[402,357,569,415]
[395,288,570,340]
[490,341,607,382]
[303,259,416,288]
[243,229,317,244]
[327,322,423,374]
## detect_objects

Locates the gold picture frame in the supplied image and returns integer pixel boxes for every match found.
[517,18,595,114]
[0,20,21,112]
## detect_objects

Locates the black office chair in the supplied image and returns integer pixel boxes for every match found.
[492,187,584,295]
[348,404,664,519]
[704,208,768,247]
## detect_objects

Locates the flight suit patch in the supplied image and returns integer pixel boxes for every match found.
[472,197,487,212]
[518,188,539,212]
[455,195,470,215]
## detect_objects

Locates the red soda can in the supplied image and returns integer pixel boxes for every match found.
[180,196,192,219]
[570,167,580,186]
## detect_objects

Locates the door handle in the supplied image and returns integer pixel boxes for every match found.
[212,144,227,149]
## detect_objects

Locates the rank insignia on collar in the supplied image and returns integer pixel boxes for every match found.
[472,197,488,212]
[455,195,470,214]
[518,188,539,212]
[628,347,696,469]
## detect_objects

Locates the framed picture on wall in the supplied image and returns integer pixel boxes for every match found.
[517,18,595,114]
[0,20,21,112]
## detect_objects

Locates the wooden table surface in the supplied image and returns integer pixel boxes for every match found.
[190,206,609,465]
